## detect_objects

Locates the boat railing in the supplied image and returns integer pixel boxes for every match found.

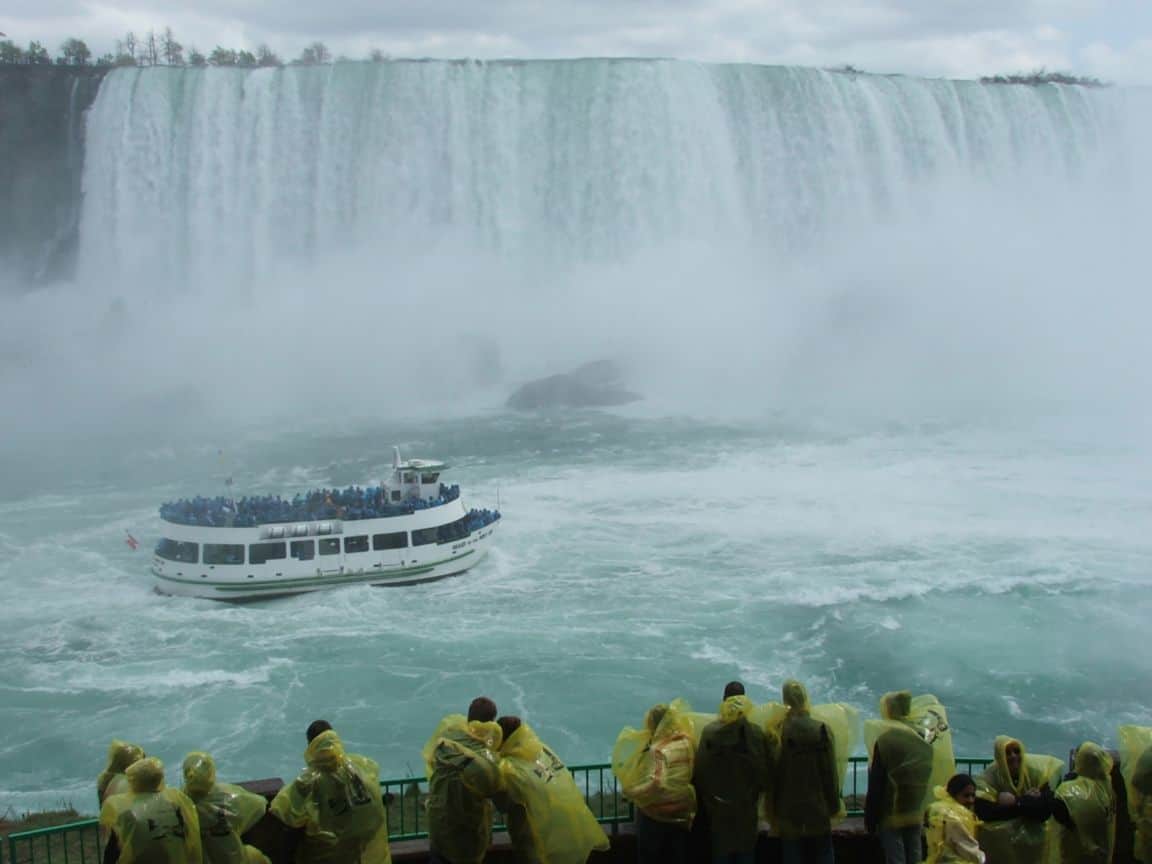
[159,484,462,527]
[3,756,994,858]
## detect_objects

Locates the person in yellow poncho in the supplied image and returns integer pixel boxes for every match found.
[182,751,272,864]
[771,680,841,864]
[269,726,390,864]
[925,774,985,864]
[693,681,770,864]
[99,756,203,864]
[98,739,147,803]
[1119,725,1152,864]
[612,700,697,864]
[1052,741,1116,864]
[972,736,1062,864]
[423,696,506,864]
[493,715,609,864]
[865,691,951,864]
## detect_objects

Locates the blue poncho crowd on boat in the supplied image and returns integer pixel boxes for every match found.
[160,484,466,527]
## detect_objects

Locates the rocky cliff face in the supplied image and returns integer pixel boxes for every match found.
[0,66,107,288]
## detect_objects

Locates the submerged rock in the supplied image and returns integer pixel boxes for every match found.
[507,359,641,410]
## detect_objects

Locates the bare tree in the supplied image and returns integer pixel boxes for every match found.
[160,27,183,66]
[142,29,159,65]
[116,31,138,64]
[296,41,330,65]
[256,44,282,67]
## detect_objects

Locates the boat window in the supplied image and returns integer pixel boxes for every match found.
[373,531,408,550]
[411,527,438,546]
[344,535,369,554]
[319,538,341,555]
[403,472,416,483]
[249,542,287,564]
[156,538,199,563]
[436,517,470,543]
[203,543,244,565]
[421,473,440,484]
[391,490,401,502]
[290,540,315,561]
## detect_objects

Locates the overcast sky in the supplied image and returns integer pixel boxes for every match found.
[4,0,1152,83]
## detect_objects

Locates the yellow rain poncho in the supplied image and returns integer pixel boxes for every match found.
[98,739,146,803]
[612,700,697,826]
[925,786,983,864]
[269,730,390,864]
[423,715,505,864]
[769,681,857,836]
[182,751,272,864]
[1119,725,1152,864]
[1054,741,1115,864]
[817,702,860,797]
[749,701,788,737]
[864,691,954,828]
[974,736,1063,864]
[497,722,609,864]
[694,694,770,853]
[99,757,203,864]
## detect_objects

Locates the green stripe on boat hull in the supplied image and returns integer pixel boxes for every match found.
[153,549,480,601]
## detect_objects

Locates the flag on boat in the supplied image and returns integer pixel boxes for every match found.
[125,531,139,551]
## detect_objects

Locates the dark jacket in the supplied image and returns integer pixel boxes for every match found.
[693,717,769,854]
[773,712,840,837]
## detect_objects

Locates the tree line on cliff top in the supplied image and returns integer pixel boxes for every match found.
[0,29,391,69]
[0,31,1109,86]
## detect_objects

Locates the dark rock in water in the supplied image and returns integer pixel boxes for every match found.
[507,359,641,410]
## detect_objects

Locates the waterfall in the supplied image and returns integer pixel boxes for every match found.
[74,60,1137,288]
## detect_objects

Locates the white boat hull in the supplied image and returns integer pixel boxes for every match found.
[151,513,497,601]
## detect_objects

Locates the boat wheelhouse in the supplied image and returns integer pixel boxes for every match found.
[151,450,500,600]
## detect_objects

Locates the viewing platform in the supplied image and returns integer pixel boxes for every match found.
[5,752,1140,863]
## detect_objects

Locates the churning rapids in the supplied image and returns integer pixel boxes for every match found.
[1,59,1151,812]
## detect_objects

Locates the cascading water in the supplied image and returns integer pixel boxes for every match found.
[77,60,1130,289]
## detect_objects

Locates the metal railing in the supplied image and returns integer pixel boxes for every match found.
[4,757,991,860]
[3,819,103,864]
[842,755,992,816]
[381,761,634,841]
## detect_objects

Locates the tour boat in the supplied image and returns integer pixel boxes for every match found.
[151,449,500,600]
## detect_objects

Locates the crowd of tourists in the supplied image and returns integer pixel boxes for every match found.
[159,484,463,526]
[93,684,1152,864]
